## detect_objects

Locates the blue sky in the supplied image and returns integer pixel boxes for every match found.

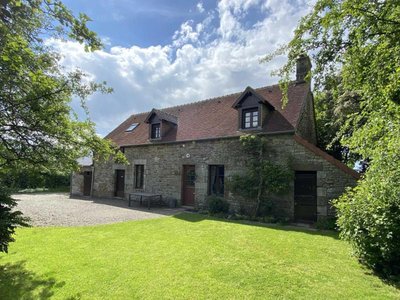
[64,0,218,48]
[54,0,313,136]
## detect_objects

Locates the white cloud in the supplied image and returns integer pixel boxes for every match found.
[196,2,205,13]
[172,21,202,47]
[48,0,312,136]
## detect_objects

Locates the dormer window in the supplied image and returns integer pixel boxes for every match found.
[233,86,275,131]
[151,123,161,139]
[144,108,178,141]
[243,108,259,129]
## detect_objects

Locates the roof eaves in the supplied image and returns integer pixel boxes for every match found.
[294,135,361,180]
[119,130,296,148]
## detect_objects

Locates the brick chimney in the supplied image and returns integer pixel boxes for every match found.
[296,54,311,83]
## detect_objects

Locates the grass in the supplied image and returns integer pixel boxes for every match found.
[0,213,398,299]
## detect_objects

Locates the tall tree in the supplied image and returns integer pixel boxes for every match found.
[0,0,125,252]
[314,75,361,165]
[265,0,400,277]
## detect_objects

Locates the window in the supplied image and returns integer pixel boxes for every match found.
[134,165,144,189]
[209,165,224,196]
[151,123,161,139]
[242,108,259,129]
[125,123,139,132]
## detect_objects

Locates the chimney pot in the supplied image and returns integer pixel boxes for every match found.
[296,54,312,83]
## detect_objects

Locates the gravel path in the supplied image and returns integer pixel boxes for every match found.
[13,193,184,227]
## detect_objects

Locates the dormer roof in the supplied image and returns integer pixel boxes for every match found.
[144,109,178,124]
[232,86,275,110]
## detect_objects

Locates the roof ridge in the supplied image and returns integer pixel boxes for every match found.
[158,84,281,112]
[154,108,178,118]
[127,83,296,118]
[161,91,242,111]
[120,81,305,121]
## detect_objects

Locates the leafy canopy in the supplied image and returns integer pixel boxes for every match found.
[0,0,125,252]
[265,0,400,277]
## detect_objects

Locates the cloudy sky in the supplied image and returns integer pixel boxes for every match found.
[55,0,314,136]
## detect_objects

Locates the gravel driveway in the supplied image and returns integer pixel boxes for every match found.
[13,193,184,227]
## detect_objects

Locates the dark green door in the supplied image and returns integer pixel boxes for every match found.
[294,171,317,222]
[83,171,92,196]
[115,170,125,198]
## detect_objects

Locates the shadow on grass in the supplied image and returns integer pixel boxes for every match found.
[0,260,65,300]
[173,212,339,239]
[175,213,400,290]
[363,269,400,291]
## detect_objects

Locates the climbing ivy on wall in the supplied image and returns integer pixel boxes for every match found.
[229,134,292,217]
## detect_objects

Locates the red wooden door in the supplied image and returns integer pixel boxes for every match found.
[182,165,195,206]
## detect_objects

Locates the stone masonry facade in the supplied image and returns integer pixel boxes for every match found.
[71,57,358,221]
[89,133,356,221]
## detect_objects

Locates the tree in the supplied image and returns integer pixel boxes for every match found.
[229,134,292,218]
[265,0,400,277]
[314,75,362,165]
[0,0,125,252]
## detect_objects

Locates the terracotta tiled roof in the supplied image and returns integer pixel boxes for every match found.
[106,82,309,146]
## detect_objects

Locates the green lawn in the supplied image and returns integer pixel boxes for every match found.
[0,213,398,299]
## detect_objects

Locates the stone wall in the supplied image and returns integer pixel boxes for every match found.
[70,166,92,196]
[90,133,357,220]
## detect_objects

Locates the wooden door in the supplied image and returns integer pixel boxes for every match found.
[182,165,195,206]
[83,171,92,196]
[294,171,317,222]
[115,170,125,198]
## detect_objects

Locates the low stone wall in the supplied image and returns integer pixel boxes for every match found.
[70,166,92,197]
[71,172,84,196]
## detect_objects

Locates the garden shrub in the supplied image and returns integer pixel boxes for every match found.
[315,217,337,231]
[207,196,230,214]
[334,164,400,278]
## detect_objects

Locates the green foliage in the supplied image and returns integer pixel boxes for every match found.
[206,196,230,214]
[315,217,337,231]
[8,170,70,190]
[229,134,292,217]
[314,75,362,165]
[265,0,400,277]
[0,0,127,252]
[0,181,29,253]
[334,157,400,278]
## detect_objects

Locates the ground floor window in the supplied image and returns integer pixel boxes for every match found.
[134,165,144,189]
[209,165,224,196]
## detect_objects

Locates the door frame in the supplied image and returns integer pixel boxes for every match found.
[294,171,317,222]
[83,171,92,196]
[114,169,125,198]
[181,165,196,206]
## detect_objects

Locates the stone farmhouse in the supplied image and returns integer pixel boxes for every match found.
[71,56,359,222]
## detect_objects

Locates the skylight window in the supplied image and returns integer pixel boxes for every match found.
[125,123,139,132]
